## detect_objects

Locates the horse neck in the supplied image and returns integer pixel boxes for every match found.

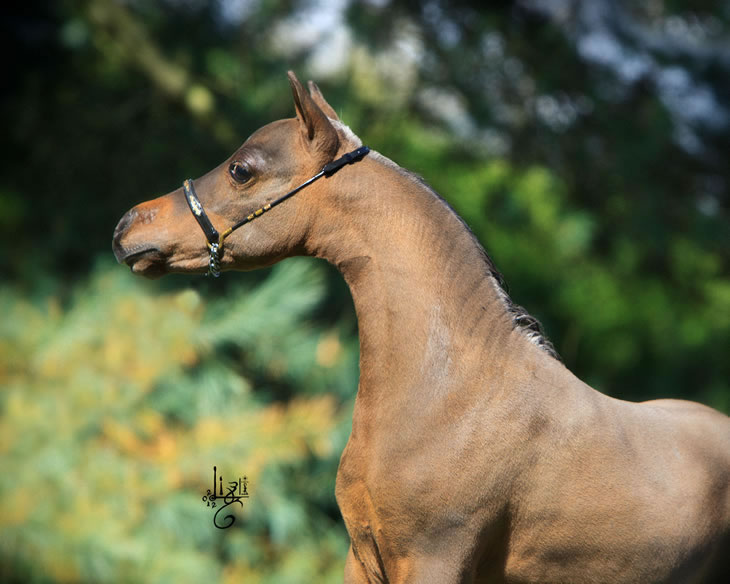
[306,151,553,408]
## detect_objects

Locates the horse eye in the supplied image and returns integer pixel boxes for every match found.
[229,161,251,184]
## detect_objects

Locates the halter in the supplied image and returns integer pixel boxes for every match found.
[183,145,370,277]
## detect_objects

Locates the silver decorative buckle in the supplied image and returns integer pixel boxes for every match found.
[208,242,221,277]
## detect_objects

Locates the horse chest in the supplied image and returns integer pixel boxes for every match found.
[336,427,501,550]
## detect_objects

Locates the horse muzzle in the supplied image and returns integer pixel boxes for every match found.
[112,205,169,278]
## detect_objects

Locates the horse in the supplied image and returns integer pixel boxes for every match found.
[112,72,730,583]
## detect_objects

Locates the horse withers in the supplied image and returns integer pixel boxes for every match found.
[113,72,730,583]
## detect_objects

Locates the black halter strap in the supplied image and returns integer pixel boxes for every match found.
[183,145,370,277]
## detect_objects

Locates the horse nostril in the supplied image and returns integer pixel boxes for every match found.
[114,208,137,238]
[112,208,138,262]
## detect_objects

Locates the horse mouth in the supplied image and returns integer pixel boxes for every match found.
[116,246,167,279]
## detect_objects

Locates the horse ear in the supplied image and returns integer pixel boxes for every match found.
[307,80,339,121]
[287,71,339,157]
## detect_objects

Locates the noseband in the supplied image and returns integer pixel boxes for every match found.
[183,146,369,277]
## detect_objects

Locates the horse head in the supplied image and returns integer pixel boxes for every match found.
[112,72,354,278]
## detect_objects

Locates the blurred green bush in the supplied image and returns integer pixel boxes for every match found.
[0,259,356,583]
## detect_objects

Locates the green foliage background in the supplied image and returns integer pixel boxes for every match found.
[1,0,728,581]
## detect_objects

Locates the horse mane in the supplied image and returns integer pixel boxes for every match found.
[369,149,561,362]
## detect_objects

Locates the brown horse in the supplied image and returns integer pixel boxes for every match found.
[113,72,730,583]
